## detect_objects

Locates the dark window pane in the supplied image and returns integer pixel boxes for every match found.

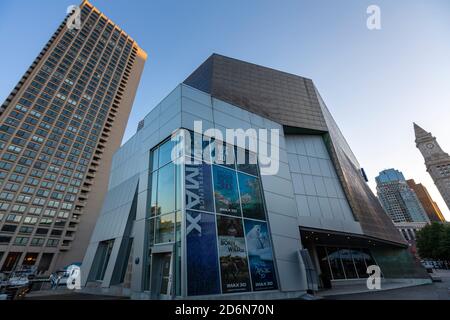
[351,249,369,278]
[326,247,345,279]
[340,249,358,279]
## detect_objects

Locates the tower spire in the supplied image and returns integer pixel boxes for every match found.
[413,122,430,140]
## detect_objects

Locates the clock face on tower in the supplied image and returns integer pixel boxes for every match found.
[426,143,435,149]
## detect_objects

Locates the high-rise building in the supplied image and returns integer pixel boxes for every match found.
[0,0,147,274]
[376,169,429,223]
[414,123,450,212]
[81,54,428,300]
[406,179,446,222]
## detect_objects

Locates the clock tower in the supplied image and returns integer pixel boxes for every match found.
[414,123,450,212]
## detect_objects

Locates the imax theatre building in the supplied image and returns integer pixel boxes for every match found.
[81,54,428,299]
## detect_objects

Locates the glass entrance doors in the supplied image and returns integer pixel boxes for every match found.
[150,252,173,298]
[159,253,172,295]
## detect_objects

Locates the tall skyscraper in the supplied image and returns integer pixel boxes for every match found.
[406,179,446,222]
[414,123,450,212]
[376,169,429,223]
[0,1,147,274]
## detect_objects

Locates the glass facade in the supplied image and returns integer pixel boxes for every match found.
[146,139,182,296]
[146,131,279,297]
[316,246,377,280]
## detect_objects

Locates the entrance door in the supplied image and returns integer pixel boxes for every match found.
[151,252,173,299]
[159,253,172,296]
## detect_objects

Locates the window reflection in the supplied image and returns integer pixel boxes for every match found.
[159,140,175,167]
[316,246,377,280]
[351,249,369,278]
[151,148,159,172]
[150,173,158,216]
[157,163,175,215]
[155,213,175,244]
[339,249,358,279]
[326,247,346,279]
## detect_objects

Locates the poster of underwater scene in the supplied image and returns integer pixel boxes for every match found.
[217,215,251,293]
[213,165,242,216]
[244,219,278,291]
[238,172,265,220]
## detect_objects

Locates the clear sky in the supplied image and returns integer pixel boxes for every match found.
[1,0,450,220]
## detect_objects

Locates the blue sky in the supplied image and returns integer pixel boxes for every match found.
[1,0,450,219]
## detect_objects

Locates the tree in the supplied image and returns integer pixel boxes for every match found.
[415,222,449,260]
[439,225,450,260]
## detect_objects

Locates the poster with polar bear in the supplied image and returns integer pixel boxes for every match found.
[244,219,278,291]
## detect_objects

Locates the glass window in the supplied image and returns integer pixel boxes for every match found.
[316,246,332,280]
[157,163,175,215]
[339,249,358,279]
[147,218,155,247]
[326,247,346,280]
[150,172,158,216]
[155,213,175,244]
[175,211,182,242]
[175,163,182,211]
[362,248,377,267]
[158,140,175,168]
[151,148,159,172]
[351,249,369,278]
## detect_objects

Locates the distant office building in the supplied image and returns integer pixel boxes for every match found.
[376,169,429,223]
[81,54,427,299]
[414,123,450,212]
[406,179,446,222]
[0,1,147,274]
[394,221,428,258]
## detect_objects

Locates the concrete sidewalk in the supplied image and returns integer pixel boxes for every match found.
[318,278,432,298]
[322,270,450,300]
[25,288,128,300]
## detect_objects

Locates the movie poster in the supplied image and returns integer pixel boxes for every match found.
[185,162,214,213]
[213,166,242,216]
[217,215,251,293]
[186,210,221,296]
[244,219,278,291]
[238,173,265,220]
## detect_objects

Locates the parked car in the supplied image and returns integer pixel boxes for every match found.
[421,260,434,273]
